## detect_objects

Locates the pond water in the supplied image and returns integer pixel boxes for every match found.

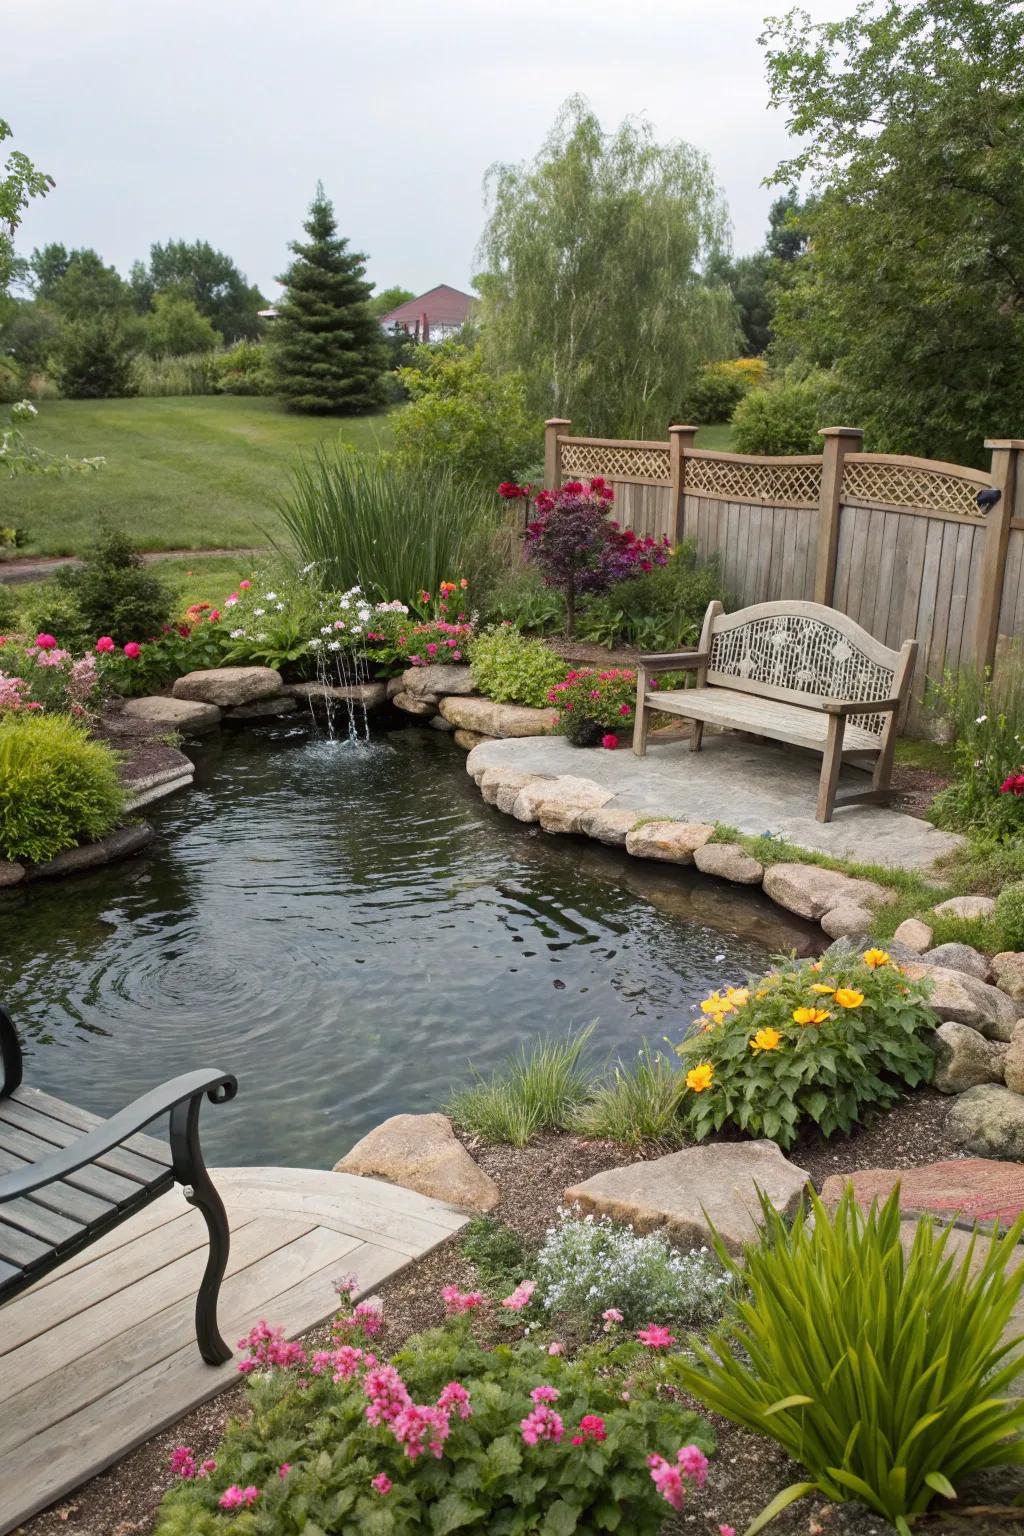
[0,724,816,1168]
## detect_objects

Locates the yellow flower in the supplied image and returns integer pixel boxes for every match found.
[686,1062,714,1093]
[863,948,890,969]
[700,991,734,1017]
[810,983,835,995]
[792,1006,830,1026]
[750,1027,781,1052]
[725,986,750,1007]
[833,987,865,1008]
[755,988,769,1000]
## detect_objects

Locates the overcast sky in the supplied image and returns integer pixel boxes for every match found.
[7,0,850,302]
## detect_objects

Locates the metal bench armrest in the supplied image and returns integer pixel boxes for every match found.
[0,1069,236,1203]
[638,651,707,672]
[0,1005,23,1098]
[821,697,902,717]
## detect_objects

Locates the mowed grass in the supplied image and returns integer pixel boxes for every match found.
[1,396,395,557]
[694,423,736,451]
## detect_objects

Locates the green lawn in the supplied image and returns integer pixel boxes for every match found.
[2,396,395,557]
[694,423,735,450]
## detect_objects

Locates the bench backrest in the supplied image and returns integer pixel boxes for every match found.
[699,600,914,737]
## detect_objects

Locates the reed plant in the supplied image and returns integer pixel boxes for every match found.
[131,351,222,397]
[445,1027,595,1148]
[572,1045,689,1148]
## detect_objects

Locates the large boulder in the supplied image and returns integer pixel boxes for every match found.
[392,691,436,718]
[921,942,989,980]
[693,841,764,885]
[0,861,25,887]
[892,917,934,954]
[624,821,716,865]
[820,902,875,941]
[479,767,546,808]
[225,696,298,720]
[761,863,886,922]
[439,696,558,738]
[992,952,1024,1003]
[172,666,283,708]
[947,1084,1024,1161]
[821,1158,1024,1227]
[902,963,1016,1041]
[400,664,474,700]
[932,1021,1006,1094]
[453,729,493,751]
[284,680,387,709]
[511,775,614,832]
[579,806,642,847]
[122,695,222,734]
[932,894,996,920]
[27,823,154,881]
[563,1141,809,1257]
[1003,1020,1024,1095]
[335,1113,499,1213]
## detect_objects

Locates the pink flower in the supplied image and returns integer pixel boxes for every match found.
[95,636,115,653]
[239,579,251,589]
[426,642,438,656]
[547,1340,564,1356]
[392,1401,451,1459]
[441,1285,486,1314]
[618,703,631,716]
[200,1460,216,1476]
[364,1364,412,1426]
[219,1485,261,1509]
[530,1384,560,1404]
[637,1323,676,1349]
[501,1280,536,1311]
[123,642,142,659]
[236,1319,307,1373]
[409,654,423,666]
[571,1414,607,1445]
[437,1381,472,1420]
[719,1526,736,1535]
[209,609,221,622]
[34,633,57,649]
[335,1300,383,1337]
[170,1446,197,1479]
[278,1463,291,1478]
[602,1307,623,1324]
[520,1404,564,1447]
[372,1473,393,1495]
[647,1455,685,1510]
[677,1444,709,1488]
[601,733,620,750]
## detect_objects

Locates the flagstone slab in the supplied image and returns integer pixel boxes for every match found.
[821,1158,1024,1226]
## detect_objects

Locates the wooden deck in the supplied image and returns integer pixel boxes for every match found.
[0,1165,468,1533]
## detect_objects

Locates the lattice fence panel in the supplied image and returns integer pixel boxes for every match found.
[685,457,821,506]
[842,459,986,516]
[560,441,670,483]
[708,613,894,735]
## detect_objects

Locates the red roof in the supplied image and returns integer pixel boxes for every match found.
[378,284,475,327]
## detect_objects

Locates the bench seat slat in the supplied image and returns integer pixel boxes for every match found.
[0,1217,51,1270]
[1,1094,171,1186]
[1,1194,83,1247]
[13,1086,170,1166]
[0,1148,114,1225]
[0,1123,139,1205]
[647,686,883,755]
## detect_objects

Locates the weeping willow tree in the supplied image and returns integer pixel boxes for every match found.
[475,98,738,439]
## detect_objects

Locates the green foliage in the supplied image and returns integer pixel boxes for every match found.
[705,192,809,357]
[140,238,264,341]
[271,183,386,414]
[50,314,139,399]
[680,1187,1024,1532]
[393,342,540,483]
[576,541,725,651]
[460,1217,530,1298]
[0,712,124,864]
[368,284,415,318]
[476,96,737,437]
[534,1210,729,1331]
[572,1046,688,1149]
[676,955,936,1150]
[17,580,90,649]
[0,582,18,630]
[731,373,842,456]
[994,881,1024,952]
[144,292,221,357]
[49,249,133,320]
[155,1315,714,1536]
[54,524,174,645]
[0,120,53,295]
[483,560,565,635]
[684,358,766,424]
[214,340,270,395]
[469,624,566,707]
[550,668,636,741]
[762,1,1024,464]
[446,1029,595,1148]
[928,657,1024,837]
[278,446,498,603]
[132,351,222,397]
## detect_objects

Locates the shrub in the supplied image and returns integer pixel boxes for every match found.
[994,880,1024,951]
[483,560,565,634]
[17,582,92,652]
[279,447,500,604]
[928,656,1024,837]
[446,1029,595,1147]
[155,1307,715,1536]
[684,357,766,423]
[534,1210,729,1333]
[572,1046,688,1148]
[0,583,18,631]
[144,293,221,357]
[675,952,936,1149]
[460,1217,530,1298]
[576,540,725,651]
[469,624,566,707]
[214,340,270,395]
[0,713,124,864]
[680,1186,1024,1534]
[549,667,637,747]
[132,351,221,397]
[50,314,139,399]
[393,341,540,483]
[731,372,842,455]
[54,525,175,645]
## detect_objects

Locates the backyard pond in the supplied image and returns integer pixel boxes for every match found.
[0,723,817,1168]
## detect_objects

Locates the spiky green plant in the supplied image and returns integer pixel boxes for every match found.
[679,1186,1024,1536]
[572,1044,688,1148]
[445,1027,595,1147]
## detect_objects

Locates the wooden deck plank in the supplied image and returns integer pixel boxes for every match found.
[0,1163,464,1536]
[17,1186,191,1293]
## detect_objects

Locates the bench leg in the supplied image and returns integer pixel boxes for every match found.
[816,715,846,822]
[633,667,651,757]
[170,1093,232,1365]
[689,719,704,753]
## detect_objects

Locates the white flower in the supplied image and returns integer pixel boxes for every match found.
[230,628,244,639]
[225,595,238,606]
[11,399,38,420]
[276,602,285,612]
[320,625,333,635]
[327,641,341,651]
[976,714,988,724]
[339,599,350,611]
[301,562,316,574]
[309,638,322,649]
[350,624,362,635]
[264,591,277,601]
[334,620,346,630]
[253,607,265,617]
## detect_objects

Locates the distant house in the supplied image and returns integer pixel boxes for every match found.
[377,284,475,344]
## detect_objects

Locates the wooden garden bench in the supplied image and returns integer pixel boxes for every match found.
[633,599,917,823]
[0,1002,236,1364]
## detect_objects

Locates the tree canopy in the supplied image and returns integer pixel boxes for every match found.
[369,285,415,318]
[763,0,1024,464]
[0,120,52,296]
[475,97,737,438]
[132,239,264,340]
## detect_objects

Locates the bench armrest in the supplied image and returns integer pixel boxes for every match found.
[638,651,707,672]
[0,1069,236,1203]
[821,697,903,717]
[0,1004,23,1098]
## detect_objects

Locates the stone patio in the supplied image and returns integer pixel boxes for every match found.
[468,733,960,872]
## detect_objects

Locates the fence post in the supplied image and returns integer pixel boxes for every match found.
[814,426,863,605]
[544,418,570,489]
[974,439,1023,671]
[669,424,698,545]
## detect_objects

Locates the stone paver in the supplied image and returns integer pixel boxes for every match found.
[464,734,960,871]
[563,1141,810,1256]
[172,666,283,707]
[335,1113,499,1213]
[821,1158,1024,1226]
[122,695,222,733]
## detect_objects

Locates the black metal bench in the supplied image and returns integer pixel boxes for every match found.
[0,1002,237,1365]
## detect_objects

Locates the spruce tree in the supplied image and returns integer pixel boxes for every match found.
[271,184,386,413]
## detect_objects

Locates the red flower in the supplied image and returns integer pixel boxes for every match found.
[123,642,142,659]
[1001,772,1024,796]
[601,733,620,750]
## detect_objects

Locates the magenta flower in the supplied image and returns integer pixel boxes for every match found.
[123,641,142,659]
[372,1473,393,1495]
[95,635,115,653]
[637,1323,676,1349]
[530,1384,560,1404]
[278,1463,291,1478]
[437,1381,472,1420]
[219,1485,261,1509]
[547,1340,564,1355]
[571,1414,607,1445]
[34,633,57,649]
[647,1455,685,1510]
[601,733,620,750]
[520,1404,564,1446]
[501,1280,536,1311]
[170,1446,196,1479]
[602,1307,623,1325]
[677,1444,709,1487]
[440,1285,486,1314]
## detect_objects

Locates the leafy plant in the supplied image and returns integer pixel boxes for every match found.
[446,1028,595,1148]
[549,667,637,746]
[49,313,140,399]
[994,880,1024,952]
[730,373,841,455]
[575,540,725,651]
[393,341,540,483]
[929,657,1024,837]
[685,357,767,423]
[483,560,565,634]
[0,636,100,717]
[132,350,221,397]
[572,1045,688,1148]
[676,953,935,1149]
[469,624,566,707]
[54,524,174,646]
[680,1186,1024,1535]
[534,1210,729,1333]
[460,1217,530,1298]
[0,712,124,864]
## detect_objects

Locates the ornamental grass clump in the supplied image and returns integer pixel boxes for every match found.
[0,712,124,864]
[680,1186,1024,1536]
[445,1028,595,1147]
[676,951,935,1149]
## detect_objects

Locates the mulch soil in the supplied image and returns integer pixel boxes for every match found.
[21,1095,1024,1536]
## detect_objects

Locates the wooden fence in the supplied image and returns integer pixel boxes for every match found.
[544,418,1024,730]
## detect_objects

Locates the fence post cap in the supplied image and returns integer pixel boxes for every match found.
[668,423,699,434]
[985,439,1024,450]
[818,425,864,438]
[544,417,572,426]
